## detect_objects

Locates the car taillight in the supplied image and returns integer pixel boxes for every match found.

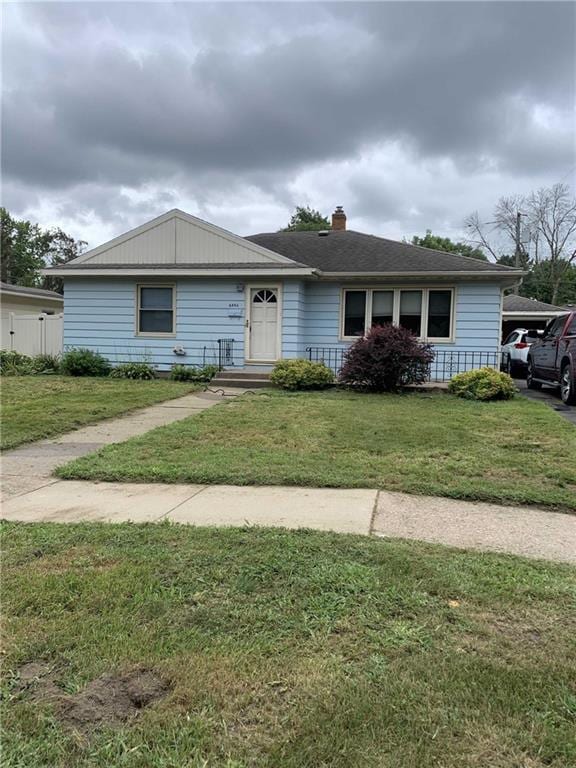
[514,342,528,349]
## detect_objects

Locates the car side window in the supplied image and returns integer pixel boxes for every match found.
[566,316,576,336]
[504,332,518,345]
[544,317,564,338]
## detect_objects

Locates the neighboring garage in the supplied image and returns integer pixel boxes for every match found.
[502,294,565,340]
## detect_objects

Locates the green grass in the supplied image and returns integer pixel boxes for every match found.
[58,389,576,510]
[2,522,575,767]
[0,376,198,450]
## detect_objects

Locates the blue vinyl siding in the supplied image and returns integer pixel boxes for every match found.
[63,278,502,370]
[301,282,502,355]
[63,279,247,370]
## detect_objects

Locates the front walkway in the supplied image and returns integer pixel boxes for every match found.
[2,388,575,564]
[2,479,575,564]
[1,389,246,500]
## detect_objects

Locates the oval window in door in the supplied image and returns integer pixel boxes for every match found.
[253,289,277,303]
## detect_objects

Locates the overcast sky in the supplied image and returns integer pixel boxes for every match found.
[2,1,575,252]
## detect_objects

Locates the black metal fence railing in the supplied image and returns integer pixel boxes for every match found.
[305,346,500,382]
[429,350,500,382]
[306,346,346,374]
[217,338,236,370]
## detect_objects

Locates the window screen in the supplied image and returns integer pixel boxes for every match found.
[399,290,422,336]
[371,290,394,327]
[138,286,174,333]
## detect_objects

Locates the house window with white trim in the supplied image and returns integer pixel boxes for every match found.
[343,290,367,337]
[341,287,454,342]
[137,285,175,335]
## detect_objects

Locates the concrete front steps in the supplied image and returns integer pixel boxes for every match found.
[211,368,272,389]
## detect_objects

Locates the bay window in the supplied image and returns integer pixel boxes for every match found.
[341,287,454,342]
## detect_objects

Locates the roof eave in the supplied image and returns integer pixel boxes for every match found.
[42,267,317,278]
[318,270,525,279]
[503,310,567,318]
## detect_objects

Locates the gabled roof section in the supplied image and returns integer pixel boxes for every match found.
[66,209,303,268]
[503,295,565,313]
[246,230,523,276]
[0,281,63,301]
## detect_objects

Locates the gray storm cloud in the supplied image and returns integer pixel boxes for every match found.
[2,1,574,244]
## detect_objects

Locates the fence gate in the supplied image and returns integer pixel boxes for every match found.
[6,313,64,356]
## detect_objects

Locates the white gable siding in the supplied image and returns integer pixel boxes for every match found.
[174,217,278,264]
[74,211,293,267]
[85,220,176,264]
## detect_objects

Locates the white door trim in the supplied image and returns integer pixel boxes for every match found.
[245,283,282,363]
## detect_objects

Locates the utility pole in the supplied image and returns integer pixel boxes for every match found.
[512,211,523,294]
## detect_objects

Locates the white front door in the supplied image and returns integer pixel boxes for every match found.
[248,287,279,360]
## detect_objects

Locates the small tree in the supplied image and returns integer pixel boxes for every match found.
[338,325,434,392]
[281,206,330,232]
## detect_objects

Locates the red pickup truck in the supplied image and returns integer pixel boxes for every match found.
[527,311,576,405]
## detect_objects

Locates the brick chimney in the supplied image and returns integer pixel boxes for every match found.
[331,206,347,231]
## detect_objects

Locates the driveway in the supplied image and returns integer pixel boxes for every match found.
[514,377,576,426]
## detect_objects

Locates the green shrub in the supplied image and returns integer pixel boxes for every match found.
[448,367,517,401]
[0,351,61,376]
[271,359,335,390]
[0,351,34,375]
[60,348,111,377]
[110,362,156,380]
[170,364,219,382]
[31,354,60,374]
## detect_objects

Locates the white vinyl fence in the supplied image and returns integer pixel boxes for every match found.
[2,312,64,356]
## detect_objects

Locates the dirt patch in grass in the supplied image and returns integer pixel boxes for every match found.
[15,663,170,738]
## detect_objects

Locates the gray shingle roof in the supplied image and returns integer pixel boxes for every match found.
[503,294,564,313]
[0,281,63,300]
[245,230,519,274]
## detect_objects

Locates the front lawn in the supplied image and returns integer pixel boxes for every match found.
[0,376,198,450]
[3,522,575,768]
[59,390,576,510]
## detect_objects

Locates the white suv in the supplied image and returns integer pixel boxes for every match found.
[501,328,541,376]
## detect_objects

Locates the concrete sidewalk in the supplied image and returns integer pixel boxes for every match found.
[1,388,245,500]
[2,479,575,564]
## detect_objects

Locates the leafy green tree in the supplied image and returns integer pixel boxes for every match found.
[0,208,86,292]
[411,230,488,261]
[514,260,576,306]
[281,206,330,232]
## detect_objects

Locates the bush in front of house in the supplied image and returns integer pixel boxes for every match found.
[170,364,219,382]
[60,348,111,377]
[0,351,60,376]
[0,350,34,375]
[31,354,61,374]
[448,367,516,401]
[110,362,156,380]
[338,324,434,392]
[271,359,335,390]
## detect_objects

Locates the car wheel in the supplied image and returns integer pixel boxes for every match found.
[560,363,576,405]
[502,355,511,375]
[526,359,541,390]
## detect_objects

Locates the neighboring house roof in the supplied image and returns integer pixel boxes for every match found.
[0,281,63,301]
[502,295,565,314]
[245,230,520,276]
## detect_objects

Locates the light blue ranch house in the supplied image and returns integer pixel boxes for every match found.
[46,207,523,381]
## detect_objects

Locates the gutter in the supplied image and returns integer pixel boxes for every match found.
[42,267,318,278]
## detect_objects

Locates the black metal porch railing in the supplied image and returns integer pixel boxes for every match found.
[217,338,236,370]
[306,346,500,382]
